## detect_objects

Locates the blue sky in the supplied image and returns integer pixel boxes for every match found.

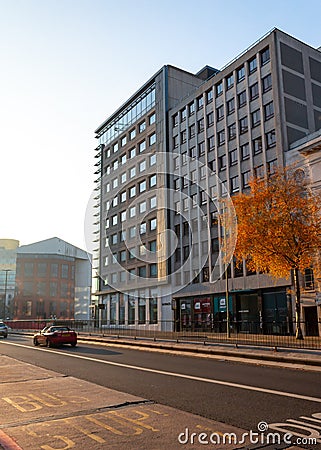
[0,0,320,249]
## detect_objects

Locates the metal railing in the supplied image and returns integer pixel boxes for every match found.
[5,319,321,350]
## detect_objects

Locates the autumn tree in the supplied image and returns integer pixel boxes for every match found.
[231,167,321,339]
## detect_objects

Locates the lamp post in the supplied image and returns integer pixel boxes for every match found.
[2,269,12,320]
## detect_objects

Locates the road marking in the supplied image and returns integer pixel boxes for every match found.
[2,341,321,404]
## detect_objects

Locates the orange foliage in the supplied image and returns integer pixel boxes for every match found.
[231,167,321,279]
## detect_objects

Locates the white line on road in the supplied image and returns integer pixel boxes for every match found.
[2,341,321,404]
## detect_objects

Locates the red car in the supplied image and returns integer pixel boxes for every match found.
[33,326,77,347]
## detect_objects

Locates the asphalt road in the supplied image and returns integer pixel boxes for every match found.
[1,334,321,434]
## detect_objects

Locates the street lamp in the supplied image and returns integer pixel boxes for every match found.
[2,269,12,320]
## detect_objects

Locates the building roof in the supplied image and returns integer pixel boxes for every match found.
[17,237,90,261]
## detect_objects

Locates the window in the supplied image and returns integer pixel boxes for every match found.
[113,160,118,171]
[139,180,146,192]
[139,160,146,172]
[112,196,118,207]
[149,113,156,125]
[250,82,259,100]
[121,172,127,184]
[150,218,157,231]
[261,47,270,66]
[150,264,157,278]
[139,201,146,214]
[266,130,276,148]
[112,178,118,188]
[226,74,234,89]
[197,96,203,110]
[264,101,274,120]
[173,114,178,127]
[228,123,236,140]
[182,151,187,165]
[181,109,186,122]
[268,159,278,174]
[237,66,245,82]
[239,116,248,134]
[242,170,251,188]
[121,211,126,222]
[105,218,110,229]
[105,147,111,158]
[248,56,257,73]
[129,203,136,217]
[253,137,263,154]
[189,124,195,138]
[208,135,215,150]
[231,175,239,193]
[130,167,136,178]
[251,109,261,127]
[139,121,146,133]
[139,140,146,153]
[238,90,247,107]
[181,129,187,143]
[216,82,223,97]
[188,102,195,116]
[120,191,126,202]
[120,250,126,262]
[138,266,146,278]
[199,165,207,182]
[174,156,179,168]
[217,130,225,146]
[130,129,136,140]
[150,154,156,166]
[191,170,197,183]
[173,135,179,148]
[129,226,136,238]
[111,233,118,244]
[229,148,238,166]
[174,178,181,190]
[112,215,118,226]
[121,136,127,147]
[113,142,119,153]
[227,98,235,115]
[255,165,264,179]
[207,112,214,127]
[121,154,127,165]
[198,141,205,156]
[241,143,250,160]
[129,185,136,198]
[216,105,224,121]
[198,118,204,133]
[149,133,156,146]
[120,230,126,241]
[150,196,157,209]
[206,89,213,103]
[149,240,157,253]
[262,73,272,92]
[106,182,110,193]
[219,154,227,170]
[150,175,157,187]
[140,222,146,234]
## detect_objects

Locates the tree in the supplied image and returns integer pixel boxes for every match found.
[231,167,321,339]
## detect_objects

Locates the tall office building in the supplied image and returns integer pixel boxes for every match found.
[94,29,321,333]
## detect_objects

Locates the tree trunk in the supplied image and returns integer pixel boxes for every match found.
[293,268,304,340]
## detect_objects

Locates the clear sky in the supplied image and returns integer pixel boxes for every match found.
[0,0,320,251]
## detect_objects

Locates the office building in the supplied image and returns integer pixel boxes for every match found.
[94,28,321,333]
[14,237,92,320]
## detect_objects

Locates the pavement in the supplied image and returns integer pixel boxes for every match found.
[0,332,319,449]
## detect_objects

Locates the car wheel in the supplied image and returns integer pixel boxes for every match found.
[71,342,77,347]
[33,337,39,346]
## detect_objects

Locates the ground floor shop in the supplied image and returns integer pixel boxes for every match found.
[174,288,295,335]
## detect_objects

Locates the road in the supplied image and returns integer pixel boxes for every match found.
[1,334,321,441]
